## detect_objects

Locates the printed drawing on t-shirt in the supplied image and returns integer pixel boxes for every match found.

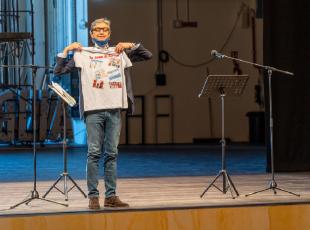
[108,57,121,68]
[93,69,107,88]
[89,58,102,68]
[89,53,123,89]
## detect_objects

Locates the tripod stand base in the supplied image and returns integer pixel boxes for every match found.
[245,179,300,197]
[200,170,239,199]
[10,190,68,209]
[43,173,87,201]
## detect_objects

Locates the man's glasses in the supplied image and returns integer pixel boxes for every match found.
[92,27,110,33]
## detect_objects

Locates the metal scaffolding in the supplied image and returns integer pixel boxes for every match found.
[0,0,34,85]
[0,0,34,143]
[0,0,75,145]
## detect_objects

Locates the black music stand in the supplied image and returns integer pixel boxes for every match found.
[43,82,87,201]
[198,74,249,199]
[1,65,68,209]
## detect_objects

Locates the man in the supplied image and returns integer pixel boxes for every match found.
[54,18,152,209]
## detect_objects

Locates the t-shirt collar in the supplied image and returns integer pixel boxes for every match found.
[94,43,109,50]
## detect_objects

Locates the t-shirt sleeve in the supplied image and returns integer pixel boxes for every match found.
[122,52,133,68]
[73,52,82,68]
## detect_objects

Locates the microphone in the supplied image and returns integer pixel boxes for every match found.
[211,50,224,59]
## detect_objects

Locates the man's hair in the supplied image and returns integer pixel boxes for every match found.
[90,18,111,32]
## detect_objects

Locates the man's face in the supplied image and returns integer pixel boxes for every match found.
[90,22,111,41]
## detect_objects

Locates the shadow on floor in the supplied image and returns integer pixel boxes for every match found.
[0,144,266,182]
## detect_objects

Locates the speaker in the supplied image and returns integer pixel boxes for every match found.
[155,73,166,86]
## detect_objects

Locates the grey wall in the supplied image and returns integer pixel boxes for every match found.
[88,0,263,144]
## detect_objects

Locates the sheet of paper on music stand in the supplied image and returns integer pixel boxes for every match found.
[48,82,76,107]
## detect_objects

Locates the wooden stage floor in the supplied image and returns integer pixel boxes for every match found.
[0,173,309,216]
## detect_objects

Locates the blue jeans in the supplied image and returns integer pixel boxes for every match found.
[85,109,121,198]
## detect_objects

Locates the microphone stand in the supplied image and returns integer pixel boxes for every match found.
[0,64,68,208]
[213,53,294,76]
[211,52,299,197]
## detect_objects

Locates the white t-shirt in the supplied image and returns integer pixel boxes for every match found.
[73,47,132,112]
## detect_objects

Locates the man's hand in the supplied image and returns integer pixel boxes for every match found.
[115,42,135,53]
[63,42,83,56]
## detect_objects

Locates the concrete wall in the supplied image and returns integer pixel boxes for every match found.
[88,0,263,144]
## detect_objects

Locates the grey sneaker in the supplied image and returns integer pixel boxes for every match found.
[104,196,129,208]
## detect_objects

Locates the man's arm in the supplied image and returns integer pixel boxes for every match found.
[54,56,76,75]
[126,44,153,63]
[54,42,82,75]
[115,42,152,63]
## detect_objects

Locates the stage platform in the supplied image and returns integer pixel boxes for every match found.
[0,173,310,229]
